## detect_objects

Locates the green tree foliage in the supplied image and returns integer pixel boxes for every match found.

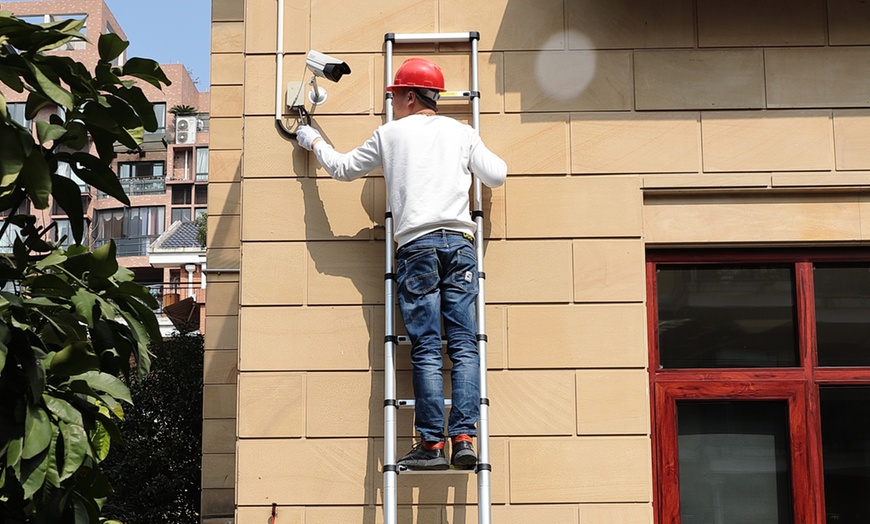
[0,12,170,523]
[194,212,207,248]
[102,330,204,524]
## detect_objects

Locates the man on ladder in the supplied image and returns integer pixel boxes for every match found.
[295,57,506,469]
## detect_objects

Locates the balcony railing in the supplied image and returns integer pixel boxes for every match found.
[99,177,165,198]
[93,235,159,257]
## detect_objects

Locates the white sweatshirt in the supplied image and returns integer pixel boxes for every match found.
[312,114,507,247]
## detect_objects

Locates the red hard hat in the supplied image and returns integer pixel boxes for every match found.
[386,58,446,92]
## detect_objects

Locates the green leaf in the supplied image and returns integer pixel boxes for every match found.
[30,273,74,300]
[50,341,100,376]
[71,288,97,327]
[24,60,74,110]
[23,404,52,459]
[89,240,119,280]
[45,428,60,488]
[90,420,111,462]
[69,153,129,205]
[97,33,129,63]
[58,421,89,481]
[73,371,132,404]
[34,249,68,270]
[0,323,7,374]
[117,57,171,89]
[49,174,85,243]
[109,85,158,132]
[35,120,66,145]
[44,395,84,426]
[21,147,51,209]
[20,448,49,499]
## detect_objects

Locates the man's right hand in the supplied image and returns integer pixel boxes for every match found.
[295,125,322,151]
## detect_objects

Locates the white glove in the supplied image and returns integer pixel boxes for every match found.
[295,125,322,151]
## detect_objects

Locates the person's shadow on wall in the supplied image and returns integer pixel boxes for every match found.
[297,157,473,523]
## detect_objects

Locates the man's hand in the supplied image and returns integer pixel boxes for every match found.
[295,125,322,151]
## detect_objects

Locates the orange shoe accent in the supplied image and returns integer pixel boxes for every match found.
[423,440,445,451]
[452,434,473,444]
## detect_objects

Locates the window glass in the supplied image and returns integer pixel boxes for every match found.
[678,401,793,524]
[657,265,799,368]
[172,186,192,205]
[820,386,870,523]
[93,206,165,256]
[8,103,29,128]
[152,103,166,133]
[194,186,207,205]
[171,208,191,223]
[814,265,870,366]
[196,147,208,181]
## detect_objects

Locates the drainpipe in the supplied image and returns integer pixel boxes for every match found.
[184,263,196,299]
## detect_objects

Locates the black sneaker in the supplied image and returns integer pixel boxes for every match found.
[397,441,449,470]
[450,435,477,468]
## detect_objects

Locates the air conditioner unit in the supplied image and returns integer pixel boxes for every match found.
[175,116,197,145]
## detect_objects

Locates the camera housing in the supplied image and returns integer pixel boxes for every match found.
[306,50,351,83]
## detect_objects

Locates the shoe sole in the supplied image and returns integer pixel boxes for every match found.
[398,459,449,471]
[451,450,478,467]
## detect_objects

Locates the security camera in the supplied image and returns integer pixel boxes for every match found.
[306,50,351,83]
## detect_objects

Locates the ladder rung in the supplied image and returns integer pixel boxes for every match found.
[397,466,475,475]
[386,31,479,44]
[395,335,447,346]
[397,399,452,408]
[440,90,475,101]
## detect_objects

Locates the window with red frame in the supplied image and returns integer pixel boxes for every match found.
[647,249,870,524]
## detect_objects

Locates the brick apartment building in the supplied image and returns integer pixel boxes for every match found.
[4,0,209,334]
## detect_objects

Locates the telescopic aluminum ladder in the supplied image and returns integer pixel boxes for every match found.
[382,31,492,524]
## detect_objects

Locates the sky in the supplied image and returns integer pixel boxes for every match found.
[104,0,211,86]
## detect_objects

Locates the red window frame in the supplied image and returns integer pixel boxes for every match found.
[647,248,870,524]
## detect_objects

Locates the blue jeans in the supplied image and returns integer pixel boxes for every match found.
[396,230,480,443]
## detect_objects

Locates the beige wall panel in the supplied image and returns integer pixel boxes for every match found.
[202,453,235,489]
[204,350,238,384]
[492,505,578,523]
[210,85,243,117]
[510,437,651,503]
[208,181,240,216]
[239,306,372,371]
[508,305,647,369]
[236,507,303,524]
[213,0,244,21]
[305,506,435,524]
[484,240,573,303]
[479,114,569,174]
[240,242,305,305]
[701,111,833,172]
[202,419,236,454]
[485,185,506,240]
[440,0,564,51]
[210,117,243,150]
[635,50,764,110]
[319,55,377,115]
[243,54,278,117]
[772,172,870,188]
[245,0,308,54]
[208,214,240,248]
[201,489,235,519]
[643,194,863,244]
[767,48,870,108]
[307,241,385,305]
[697,0,826,47]
[579,503,653,523]
[205,315,239,350]
[310,0,435,52]
[506,177,643,238]
[306,372,405,437]
[829,0,870,45]
[504,51,632,113]
[211,54,244,86]
[489,371,576,436]
[203,383,237,418]
[237,439,371,505]
[577,369,649,435]
[571,112,700,174]
[209,149,242,183]
[861,196,870,238]
[212,22,244,53]
[642,173,772,190]
[573,239,645,303]
[834,110,870,170]
[299,178,378,240]
[243,116,309,177]
[568,0,694,49]
[241,178,304,241]
[205,282,239,316]
[206,249,241,271]
[238,372,304,437]
[308,116,386,177]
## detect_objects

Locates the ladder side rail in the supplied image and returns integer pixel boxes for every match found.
[388,31,479,44]
[468,34,492,524]
[383,37,399,524]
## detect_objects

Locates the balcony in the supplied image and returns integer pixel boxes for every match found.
[94,235,159,257]
[98,176,166,198]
